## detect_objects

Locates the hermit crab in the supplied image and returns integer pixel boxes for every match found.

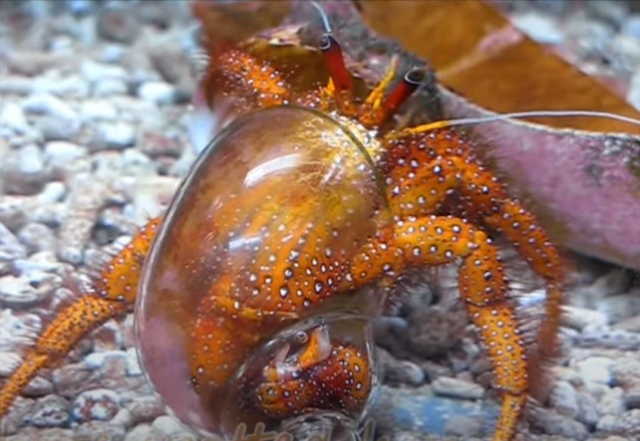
[0,2,573,440]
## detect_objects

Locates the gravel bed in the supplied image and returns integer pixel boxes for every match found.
[1,1,639,441]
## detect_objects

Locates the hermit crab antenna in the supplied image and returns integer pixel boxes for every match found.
[311,0,332,34]
[382,66,426,115]
[311,1,352,94]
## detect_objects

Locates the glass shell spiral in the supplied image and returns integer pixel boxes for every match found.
[135,106,393,439]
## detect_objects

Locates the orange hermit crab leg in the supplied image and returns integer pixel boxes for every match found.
[0,217,161,417]
[346,216,529,440]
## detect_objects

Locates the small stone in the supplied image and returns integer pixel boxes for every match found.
[94,79,129,97]
[91,122,136,150]
[0,275,48,307]
[3,145,49,195]
[0,352,22,376]
[597,292,640,324]
[44,141,88,164]
[71,388,121,423]
[562,306,609,330]
[33,74,90,99]
[0,76,34,95]
[126,348,142,376]
[138,131,184,158]
[22,93,77,120]
[512,13,564,44]
[18,223,56,253]
[81,60,128,84]
[577,356,613,385]
[529,406,589,440]
[138,81,176,105]
[97,7,140,43]
[80,100,119,122]
[22,376,54,398]
[124,424,164,441]
[100,45,126,64]
[74,421,126,440]
[1,102,30,134]
[379,349,425,386]
[0,310,41,352]
[443,414,483,438]
[126,396,165,425]
[576,390,599,427]
[110,407,134,430]
[549,381,579,418]
[152,416,189,435]
[38,115,82,142]
[27,395,70,428]
[431,376,484,400]
[84,350,128,370]
[38,182,67,203]
[406,306,467,357]
[613,409,640,437]
[92,321,123,352]
[53,363,101,398]
[598,387,626,417]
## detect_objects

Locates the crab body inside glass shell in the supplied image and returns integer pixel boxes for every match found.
[0,6,567,441]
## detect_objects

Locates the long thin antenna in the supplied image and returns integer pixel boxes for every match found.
[391,110,640,139]
[311,1,332,34]
[438,110,640,129]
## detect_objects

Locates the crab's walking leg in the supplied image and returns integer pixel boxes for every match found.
[383,130,565,357]
[0,217,161,417]
[347,216,528,441]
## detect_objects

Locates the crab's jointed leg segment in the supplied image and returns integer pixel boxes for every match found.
[0,217,161,417]
[344,216,529,441]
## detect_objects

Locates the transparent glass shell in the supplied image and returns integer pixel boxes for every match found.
[135,106,392,439]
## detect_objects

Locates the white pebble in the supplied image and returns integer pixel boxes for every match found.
[81,60,127,83]
[622,15,640,39]
[84,350,127,369]
[99,45,125,63]
[93,79,128,97]
[125,348,142,376]
[0,275,44,306]
[80,100,118,121]
[511,13,564,45]
[0,352,21,376]
[152,415,189,435]
[38,182,67,203]
[97,122,136,149]
[578,357,614,385]
[33,75,90,98]
[44,141,87,163]
[0,102,30,134]
[138,81,176,105]
[18,145,45,174]
[22,93,78,120]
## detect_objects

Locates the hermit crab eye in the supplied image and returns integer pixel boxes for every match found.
[404,67,426,86]
[294,331,309,344]
[320,34,332,51]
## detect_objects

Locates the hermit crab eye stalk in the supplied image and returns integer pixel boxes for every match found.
[320,33,353,94]
[381,66,426,116]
